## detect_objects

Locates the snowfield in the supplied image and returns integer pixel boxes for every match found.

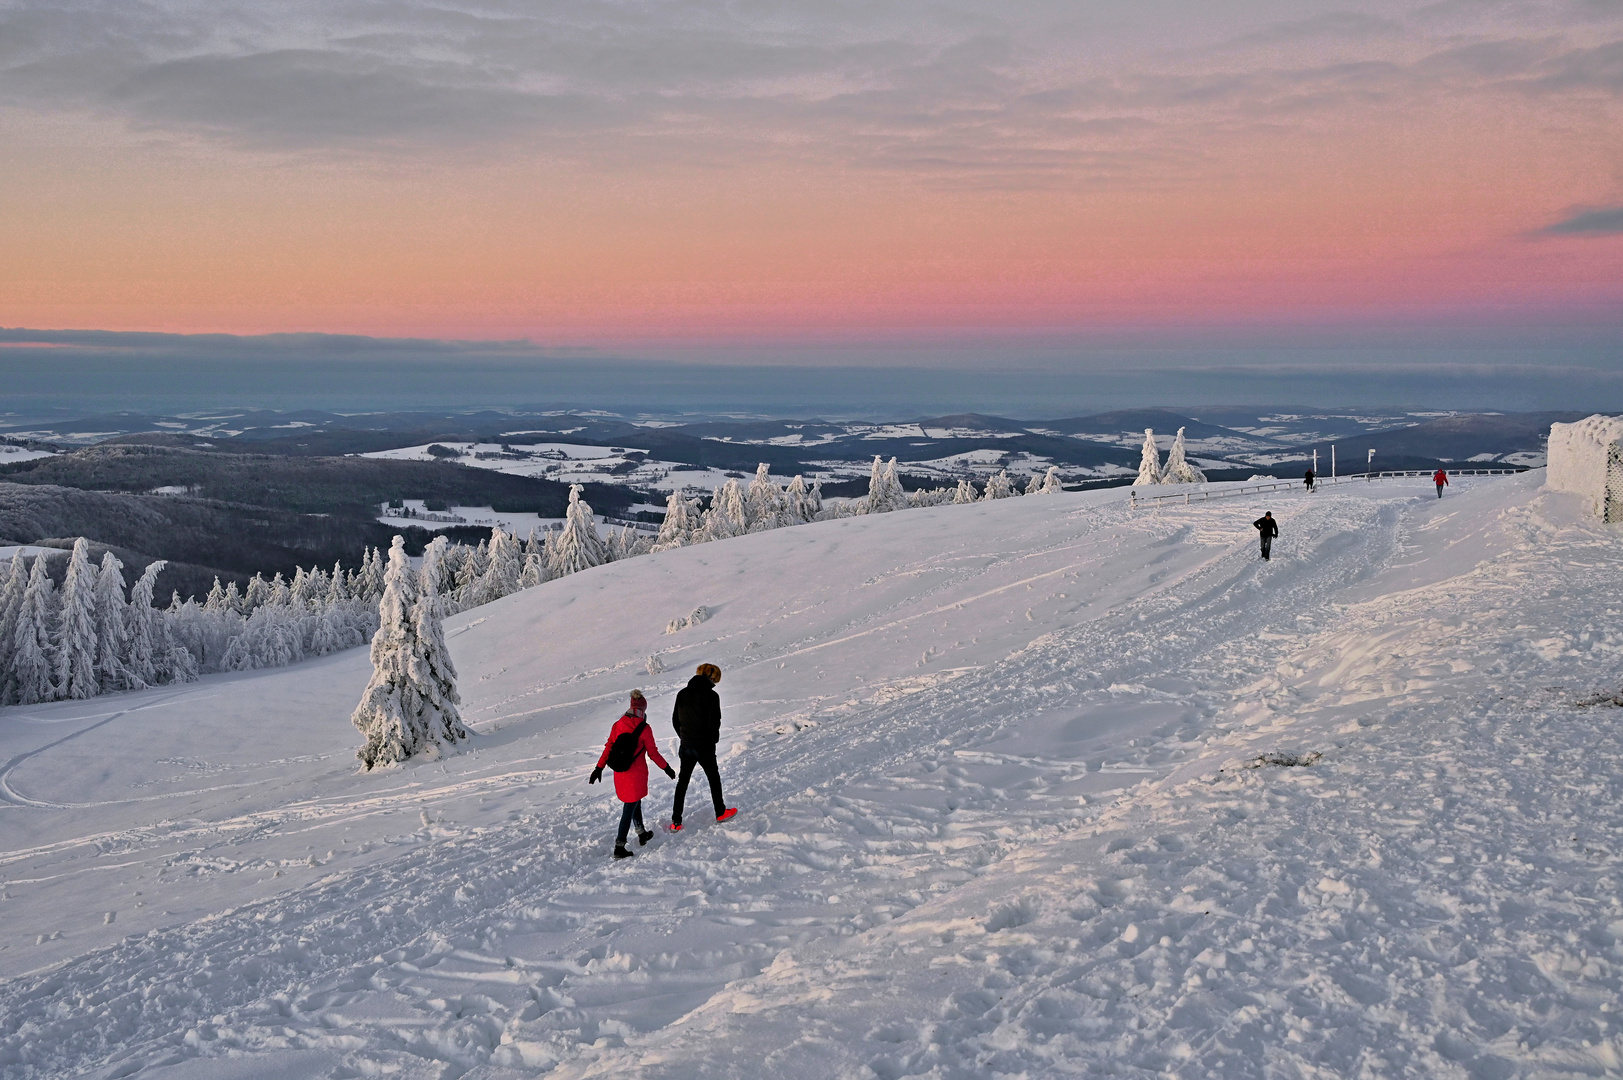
[3,472,1621,1079]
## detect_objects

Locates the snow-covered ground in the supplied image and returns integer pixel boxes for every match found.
[3,471,1621,1079]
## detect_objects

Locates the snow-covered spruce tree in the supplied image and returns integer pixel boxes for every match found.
[519,550,549,588]
[953,478,978,504]
[244,573,269,611]
[204,578,229,613]
[859,456,908,514]
[56,538,100,700]
[328,561,350,602]
[11,554,58,705]
[412,538,468,749]
[807,478,824,518]
[0,554,27,682]
[1133,429,1164,486]
[358,548,386,603]
[982,470,1015,499]
[606,525,649,562]
[783,475,816,524]
[652,490,700,551]
[92,552,133,692]
[703,479,749,541]
[1161,427,1207,484]
[453,540,488,602]
[745,464,788,532]
[467,526,522,606]
[1035,466,1063,494]
[124,560,166,688]
[353,537,466,768]
[550,484,608,577]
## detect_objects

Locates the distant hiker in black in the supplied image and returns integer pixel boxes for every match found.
[1253,512,1279,560]
[670,663,737,830]
[1303,468,1315,493]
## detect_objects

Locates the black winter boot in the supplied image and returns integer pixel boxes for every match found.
[637,829,654,846]
[613,845,635,859]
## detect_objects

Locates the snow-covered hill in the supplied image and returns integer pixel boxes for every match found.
[2,472,1620,1079]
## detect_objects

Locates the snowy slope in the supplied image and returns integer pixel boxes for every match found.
[2,472,1620,1079]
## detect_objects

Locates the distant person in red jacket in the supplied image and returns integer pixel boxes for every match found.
[1433,469,1448,498]
[590,690,675,859]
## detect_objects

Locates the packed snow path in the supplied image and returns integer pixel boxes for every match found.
[1,474,1620,1078]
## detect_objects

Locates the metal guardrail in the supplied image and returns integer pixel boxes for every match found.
[1128,467,1528,509]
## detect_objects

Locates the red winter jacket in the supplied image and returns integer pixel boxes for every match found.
[596,709,671,802]
[1433,470,1449,486]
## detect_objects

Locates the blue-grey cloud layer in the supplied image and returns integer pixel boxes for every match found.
[1,325,1617,414]
[0,0,1619,185]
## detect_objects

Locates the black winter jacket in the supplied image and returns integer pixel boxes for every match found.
[1253,515,1279,539]
[672,675,722,750]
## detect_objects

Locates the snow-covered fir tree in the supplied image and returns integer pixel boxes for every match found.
[745,464,789,531]
[953,479,978,504]
[982,470,1015,499]
[412,537,468,749]
[703,479,749,541]
[56,538,100,700]
[466,526,522,606]
[549,485,608,576]
[652,490,701,551]
[358,548,386,602]
[1133,429,1164,486]
[1161,427,1207,484]
[92,552,132,692]
[1034,466,1063,494]
[783,475,817,524]
[353,537,466,768]
[0,555,27,680]
[244,573,269,610]
[11,554,58,705]
[124,560,165,688]
[860,456,908,514]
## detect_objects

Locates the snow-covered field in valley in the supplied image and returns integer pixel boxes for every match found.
[3,471,1621,1079]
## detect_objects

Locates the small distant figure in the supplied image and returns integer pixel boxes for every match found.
[670,663,737,830]
[1253,511,1279,561]
[1303,468,1315,493]
[1433,468,1449,499]
[590,689,675,859]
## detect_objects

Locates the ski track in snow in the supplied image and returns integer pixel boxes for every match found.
[1,475,1620,1078]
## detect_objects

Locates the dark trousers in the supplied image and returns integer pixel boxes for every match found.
[616,799,645,846]
[1260,536,1273,560]
[673,749,725,823]
[1436,484,1445,498]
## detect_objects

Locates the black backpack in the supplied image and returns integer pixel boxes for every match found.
[606,719,648,772]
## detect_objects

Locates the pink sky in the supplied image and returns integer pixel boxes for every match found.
[0,0,1619,351]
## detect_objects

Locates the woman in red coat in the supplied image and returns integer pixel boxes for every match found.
[590,690,675,859]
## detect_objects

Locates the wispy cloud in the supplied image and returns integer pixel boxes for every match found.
[1538,206,1623,235]
[0,0,1619,185]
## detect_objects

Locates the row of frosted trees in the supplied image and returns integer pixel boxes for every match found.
[1,461,1067,707]
[652,458,1062,549]
[1134,428,1207,486]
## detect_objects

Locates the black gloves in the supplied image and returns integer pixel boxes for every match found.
[589,766,603,784]
[664,765,676,779]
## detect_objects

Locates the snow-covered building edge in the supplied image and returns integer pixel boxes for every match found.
[1546,414,1623,522]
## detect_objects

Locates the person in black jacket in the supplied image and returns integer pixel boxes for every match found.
[669,663,736,830]
[1253,511,1279,560]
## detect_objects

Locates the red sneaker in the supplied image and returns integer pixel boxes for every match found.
[668,822,683,832]
[716,808,738,823]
